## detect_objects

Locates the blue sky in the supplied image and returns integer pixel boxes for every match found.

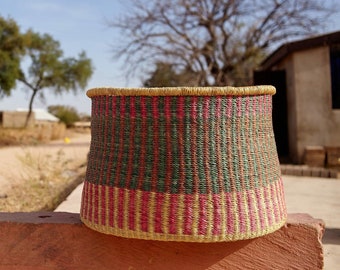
[1,0,340,115]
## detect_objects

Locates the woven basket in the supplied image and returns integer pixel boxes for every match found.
[80,86,287,242]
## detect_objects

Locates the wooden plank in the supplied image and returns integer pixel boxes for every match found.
[0,212,324,270]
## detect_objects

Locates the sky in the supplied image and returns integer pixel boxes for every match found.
[1,0,340,115]
[0,0,135,115]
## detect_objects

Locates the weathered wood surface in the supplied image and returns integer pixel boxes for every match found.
[0,212,324,270]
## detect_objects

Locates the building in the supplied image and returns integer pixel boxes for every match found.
[254,31,340,165]
[0,109,59,128]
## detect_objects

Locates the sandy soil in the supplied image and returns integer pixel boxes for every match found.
[0,132,90,195]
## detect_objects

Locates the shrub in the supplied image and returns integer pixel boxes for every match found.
[48,105,80,127]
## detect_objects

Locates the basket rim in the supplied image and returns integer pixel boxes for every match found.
[86,85,276,97]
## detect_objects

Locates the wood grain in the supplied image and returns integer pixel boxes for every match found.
[0,212,324,270]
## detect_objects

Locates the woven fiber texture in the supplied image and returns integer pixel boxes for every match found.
[80,86,287,242]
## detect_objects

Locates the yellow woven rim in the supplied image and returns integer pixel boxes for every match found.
[86,85,276,97]
[81,216,287,242]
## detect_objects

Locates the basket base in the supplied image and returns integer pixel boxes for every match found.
[80,179,287,242]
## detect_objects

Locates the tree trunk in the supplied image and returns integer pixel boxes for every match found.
[24,89,38,128]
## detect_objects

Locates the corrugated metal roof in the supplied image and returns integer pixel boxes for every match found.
[16,108,59,122]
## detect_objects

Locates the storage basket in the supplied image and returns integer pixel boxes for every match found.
[80,86,286,242]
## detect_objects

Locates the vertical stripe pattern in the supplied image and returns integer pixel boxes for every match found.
[81,89,287,242]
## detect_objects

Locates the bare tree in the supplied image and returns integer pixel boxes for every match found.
[143,62,199,87]
[108,0,337,86]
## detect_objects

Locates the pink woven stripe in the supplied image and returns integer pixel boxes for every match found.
[104,97,116,186]
[139,191,150,232]
[203,96,210,119]
[140,96,147,119]
[263,186,273,226]
[104,96,110,116]
[152,96,159,118]
[254,187,266,230]
[154,193,164,233]
[245,96,251,117]
[203,101,213,193]
[88,181,94,223]
[151,98,160,191]
[169,195,178,234]
[101,185,106,226]
[125,109,136,189]
[237,96,242,117]
[177,96,185,119]
[263,95,268,115]
[191,96,198,119]
[237,192,246,233]
[128,189,136,231]
[130,96,136,118]
[178,106,186,193]
[247,191,257,232]
[164,96,172,119]
[183,195,194,235]
[270,181,279,223]
[266,95,272,114]
[279,178,287,220]
[226,190,234,234]
[212,194,222,235]
[251,95,257,117]
[190,96,200,194]
[117,189,125,229]
[259,95,264,115]
[226,96,232,117]
[137,99,147,190]
[274,179,286,223]
[164,98,173,193]
[94,182,99,225]
[109,188,116,228]
[198,195,208,235]
[113,97,126,187]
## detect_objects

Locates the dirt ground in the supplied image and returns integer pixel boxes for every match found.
[0,131,90,197]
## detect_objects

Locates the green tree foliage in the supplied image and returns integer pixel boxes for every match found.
[0,16,24,96]
[109,0,337,86]
[48,105,80,127]
[0,16,93,127]
[19,30,93,127]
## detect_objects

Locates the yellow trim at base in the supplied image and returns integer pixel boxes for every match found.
[80,216,287,243]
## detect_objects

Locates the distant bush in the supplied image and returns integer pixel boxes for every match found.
[48,105,80,128]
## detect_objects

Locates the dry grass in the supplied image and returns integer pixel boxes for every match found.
[0,128,40,146]
[0,123,66,147]
[0,148,86,212]
[0,126,89,212]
